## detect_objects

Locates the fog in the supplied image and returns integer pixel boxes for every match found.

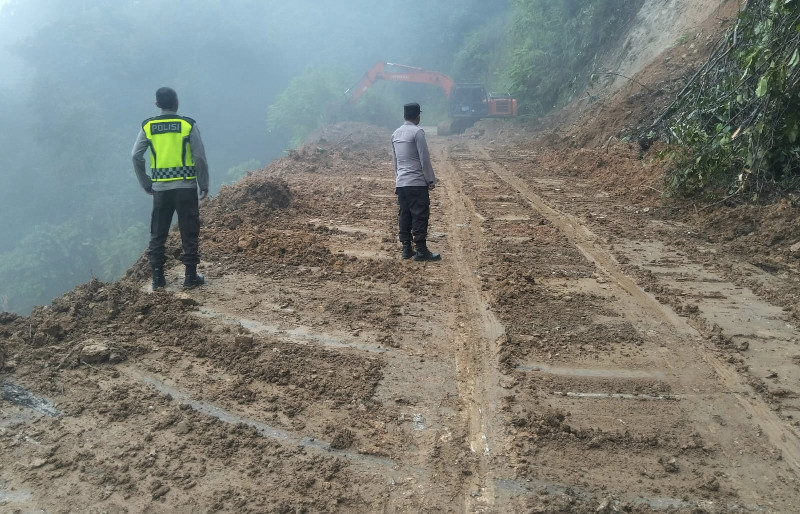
[0,0,508,313]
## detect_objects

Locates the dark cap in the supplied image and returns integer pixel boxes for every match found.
[404,102,421,119]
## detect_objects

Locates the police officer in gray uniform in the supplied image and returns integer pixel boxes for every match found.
[391,102,441,261]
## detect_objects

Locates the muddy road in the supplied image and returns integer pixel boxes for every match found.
[2,122,800,512]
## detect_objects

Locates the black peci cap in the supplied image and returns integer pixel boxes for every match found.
[404,102,421,119]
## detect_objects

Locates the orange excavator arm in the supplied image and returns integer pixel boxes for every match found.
[345,62,455,104]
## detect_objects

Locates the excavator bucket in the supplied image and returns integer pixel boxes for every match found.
[437,120,454,136]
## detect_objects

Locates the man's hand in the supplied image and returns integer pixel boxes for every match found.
[199,189,209,200]
[428,183,436,190]
[144,186,153,195]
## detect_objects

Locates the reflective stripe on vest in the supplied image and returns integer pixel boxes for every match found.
[142,116,197,182]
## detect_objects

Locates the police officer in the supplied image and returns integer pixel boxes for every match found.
[131,87,209,289]
[391,102,441,261]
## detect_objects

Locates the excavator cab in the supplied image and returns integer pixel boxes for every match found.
[450,84,489,118]
[449,84,517,120]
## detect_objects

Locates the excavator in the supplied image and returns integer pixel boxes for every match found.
[344,62,517,135]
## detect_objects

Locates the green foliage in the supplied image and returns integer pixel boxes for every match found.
[95,222,149,281]
[502,0,642,117]
[267,66,351,147]
[451,14,510,86]
[0,223,90,315]
[0,219,148,315]
[657,0,800,200]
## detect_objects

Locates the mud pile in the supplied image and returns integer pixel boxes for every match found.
[0,279,192,372]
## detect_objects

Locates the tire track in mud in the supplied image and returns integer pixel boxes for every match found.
[126,367,422,477]
[435,145,507,511]
[437,141,698,510]
[432,138,800,510]
[470,143,800,474]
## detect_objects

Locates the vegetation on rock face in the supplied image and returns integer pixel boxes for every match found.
[503,0,644,117]
[655,0,800,201]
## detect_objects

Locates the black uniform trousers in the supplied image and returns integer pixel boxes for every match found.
[148,188,200,269]
[396,186,430,244]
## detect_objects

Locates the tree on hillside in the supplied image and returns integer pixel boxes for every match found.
[655,0,800,201]
[268,66,353,147]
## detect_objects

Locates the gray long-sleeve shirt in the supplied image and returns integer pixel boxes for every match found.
[131,109,209,192]
[392,121,437,187]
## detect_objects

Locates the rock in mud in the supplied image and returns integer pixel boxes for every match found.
[596,497,619,513]
[659,456,679,473]
[80,340,111,364]
[30,458,48,469]
[152,485,171,500]
[237,235,259,251]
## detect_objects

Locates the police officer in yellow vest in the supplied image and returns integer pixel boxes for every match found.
[132,87,209,290]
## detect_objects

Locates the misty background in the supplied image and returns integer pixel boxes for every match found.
[0,0,638,314]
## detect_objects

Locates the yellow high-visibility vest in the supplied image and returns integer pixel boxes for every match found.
[142,115,197,182]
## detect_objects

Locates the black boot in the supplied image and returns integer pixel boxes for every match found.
[413,242,441,262]
[183,264,205,289]
[401,241,414,260]
[152,267,166,290]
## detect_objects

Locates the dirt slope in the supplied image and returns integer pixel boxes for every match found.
[3,1,800,512]
[601,0,736,93]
